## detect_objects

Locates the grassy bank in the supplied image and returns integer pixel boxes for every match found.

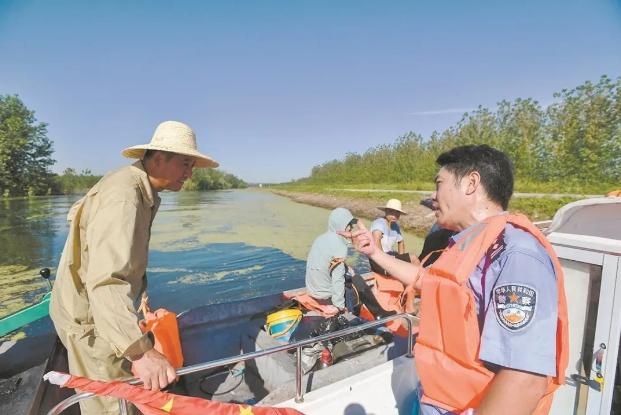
[270,188,434,237]
[271,183,583,225]
[274,180,614,195]
[508,197,580,221]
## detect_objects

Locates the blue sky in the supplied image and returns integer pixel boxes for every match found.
[1,1,620,183]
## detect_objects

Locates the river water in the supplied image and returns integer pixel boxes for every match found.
[0,189,422,339]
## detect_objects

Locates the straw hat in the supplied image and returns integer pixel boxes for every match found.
[377,199,407,215]
[121,121,219,168]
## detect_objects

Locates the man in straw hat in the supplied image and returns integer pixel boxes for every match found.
[50,121,218,414]
[369,198,415,274]
[371,198,408,254]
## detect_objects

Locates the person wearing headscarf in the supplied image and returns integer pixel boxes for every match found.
[305,207,358,315]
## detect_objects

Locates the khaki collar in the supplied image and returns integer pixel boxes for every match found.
[131,161,160,208]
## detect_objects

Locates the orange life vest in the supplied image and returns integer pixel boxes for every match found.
[287,292,338,317]
[415,214,569,414]
[288,257,349,317]
[358,272,417,337]
[135,296,184,370]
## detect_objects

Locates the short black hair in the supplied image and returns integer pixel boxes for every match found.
[436,144,514,210]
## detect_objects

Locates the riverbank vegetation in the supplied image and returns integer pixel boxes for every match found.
[50,168,101,194]
[48,166,248,195]
[274,76,620,222]
[182,168,247,191]
[35,166,247,195]
[0,94,246,196]
[0,95,55,197]
[272,188,575,235]
[287,75,620,195]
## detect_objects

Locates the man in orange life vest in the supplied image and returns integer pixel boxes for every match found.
[341,145,568,415]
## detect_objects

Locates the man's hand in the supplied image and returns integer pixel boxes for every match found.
[342,220,422,287]
[338,221,378,257]
[132,349,176,391]
[323,305,342,316]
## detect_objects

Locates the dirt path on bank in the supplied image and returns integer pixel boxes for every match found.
[332,188,601,199]
[271,190,436,235]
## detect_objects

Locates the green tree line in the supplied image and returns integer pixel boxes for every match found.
[0,94,246,196]
[51,168,101,194]
[49,167,247,194]
[183,168,247,190]
[0,95,54,197]
[300,75,621,193]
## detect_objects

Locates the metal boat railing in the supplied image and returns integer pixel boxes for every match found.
[47,312,415,415]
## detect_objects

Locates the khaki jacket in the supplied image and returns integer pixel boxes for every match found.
[50,161,161,358]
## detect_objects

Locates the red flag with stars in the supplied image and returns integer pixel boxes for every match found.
[44,371,304,415]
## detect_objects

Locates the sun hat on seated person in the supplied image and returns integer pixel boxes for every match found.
[377,198,407,215]
[121,120,219,168]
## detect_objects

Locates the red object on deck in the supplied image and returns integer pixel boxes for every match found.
[47,372,304,415]
[319,348,333,368]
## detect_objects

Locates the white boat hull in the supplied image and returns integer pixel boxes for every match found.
[279,354,418,415]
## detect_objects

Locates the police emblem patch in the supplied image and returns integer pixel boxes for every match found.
[493,284,537,331]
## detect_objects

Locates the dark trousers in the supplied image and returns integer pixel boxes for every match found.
[368,251,411,275]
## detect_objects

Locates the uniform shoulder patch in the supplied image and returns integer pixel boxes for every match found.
[493,283,537,331]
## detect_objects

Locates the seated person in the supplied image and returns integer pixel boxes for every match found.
[369,199,414,274]
[305,207,358,315]
[418,198,455,266]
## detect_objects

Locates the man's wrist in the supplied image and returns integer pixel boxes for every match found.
[368,249,384,262]
[123,331,154,360]
[126,352,145,362]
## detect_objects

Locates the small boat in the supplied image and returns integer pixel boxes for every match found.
[2,197,621,415]
[0,268,53,338]
[2,285,415,415]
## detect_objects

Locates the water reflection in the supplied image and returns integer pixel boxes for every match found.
[0,195,80,323]
[0,196,76,266]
